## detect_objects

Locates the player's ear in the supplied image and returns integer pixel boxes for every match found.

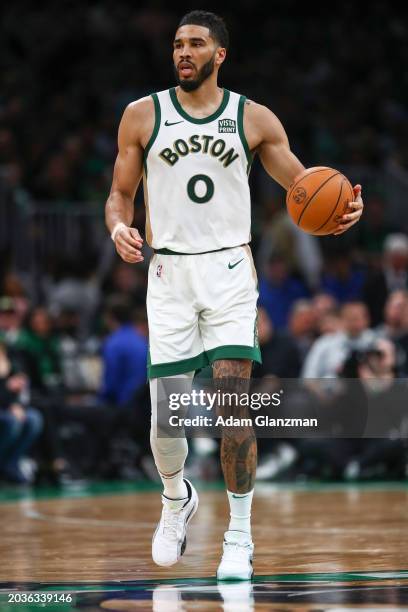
[215,47,227,67]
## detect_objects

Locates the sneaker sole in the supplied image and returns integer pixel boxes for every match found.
[217,556,254,581]
[216,566,254,581]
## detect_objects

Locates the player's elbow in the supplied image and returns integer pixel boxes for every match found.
[107,187,133,206]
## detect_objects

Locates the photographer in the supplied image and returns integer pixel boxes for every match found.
[343,339,407,479]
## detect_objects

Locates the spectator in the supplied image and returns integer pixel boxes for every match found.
[375,289,408,341]
[296,338,402,480]
[255,204,323,290]
[320,252,366,303]
[253,307,301,379]
[0,342,43,484]
[312,292,338,319]
[44,258,101,339]
[100,296,148,406]
[356,194,394,258]
[0,296,24,348]
[287,299,316,362]
[312,293,341,336]
[363,234,408,326]
[375,290,408,375]
[397,296,408,376]
[301,301,376,378]
[252,306,301,481]
[317,310,342,336]
[12,307,72,484]
[102,261,147,306]
[258,254,309,329]
[343,338,406,480]
[1,272,30,320]
[16,306,62,391]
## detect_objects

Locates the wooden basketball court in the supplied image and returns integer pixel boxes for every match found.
[1,481,407,610]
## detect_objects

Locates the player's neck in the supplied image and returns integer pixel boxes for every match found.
[175,78,224,119]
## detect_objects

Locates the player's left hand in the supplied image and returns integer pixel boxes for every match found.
[333,184,364,235]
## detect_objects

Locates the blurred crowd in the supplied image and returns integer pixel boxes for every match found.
[1,1,408,203]
[0,233,407,486]
[1,2,408,486]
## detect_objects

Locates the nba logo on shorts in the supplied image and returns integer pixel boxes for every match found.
[156,264,163,278]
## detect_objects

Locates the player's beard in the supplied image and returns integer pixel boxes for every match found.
[174,54,216,92]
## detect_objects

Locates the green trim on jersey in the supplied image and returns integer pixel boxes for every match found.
[143,93,161,173]
[238,95,253,174]
[169,87,231,124]
[148,344,262,379]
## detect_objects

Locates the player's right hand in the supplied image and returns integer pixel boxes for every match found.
[114,226,144,263]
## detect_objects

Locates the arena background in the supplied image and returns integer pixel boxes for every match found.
[2,3,408,611]
[1,0,408,486]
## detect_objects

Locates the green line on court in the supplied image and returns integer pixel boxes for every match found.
[2,570,408,591]
[0,480,160,504]
[1,478,408,504]
[1,571,408,611]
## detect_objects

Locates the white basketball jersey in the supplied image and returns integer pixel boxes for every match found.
[143,88,252,254]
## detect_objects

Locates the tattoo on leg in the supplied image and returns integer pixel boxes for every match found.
[213,359,252,380]
[221,429,257,492]
[213,359,257,494]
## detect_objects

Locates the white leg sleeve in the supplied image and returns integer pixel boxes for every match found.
[149,372,195,477]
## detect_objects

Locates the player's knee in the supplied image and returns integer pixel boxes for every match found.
[150,431,188,472]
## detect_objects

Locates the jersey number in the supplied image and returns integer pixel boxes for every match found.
[187,174,214,204]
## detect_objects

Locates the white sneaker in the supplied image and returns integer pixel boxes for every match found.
[152,479,198,567]
[217,530,254,581]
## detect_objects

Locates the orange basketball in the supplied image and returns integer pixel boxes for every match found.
[286,166,354,235]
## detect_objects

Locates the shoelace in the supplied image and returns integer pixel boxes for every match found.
[161,504,185,540]
[223,541,253,560]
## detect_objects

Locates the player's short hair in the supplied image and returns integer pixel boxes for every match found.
[178,10,229,49]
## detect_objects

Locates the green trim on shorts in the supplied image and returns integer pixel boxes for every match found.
[147,344,262,379]
[143,93,161,174]
[148,352,208,379]
[206,344,262,364]
[253,309,259,349]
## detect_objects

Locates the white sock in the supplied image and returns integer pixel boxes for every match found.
[161,469,188,501]
[227,489,254,534]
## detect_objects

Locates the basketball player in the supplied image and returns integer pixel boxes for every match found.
[106,11,364,580]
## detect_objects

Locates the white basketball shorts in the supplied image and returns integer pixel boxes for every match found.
[146,244,261,379]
